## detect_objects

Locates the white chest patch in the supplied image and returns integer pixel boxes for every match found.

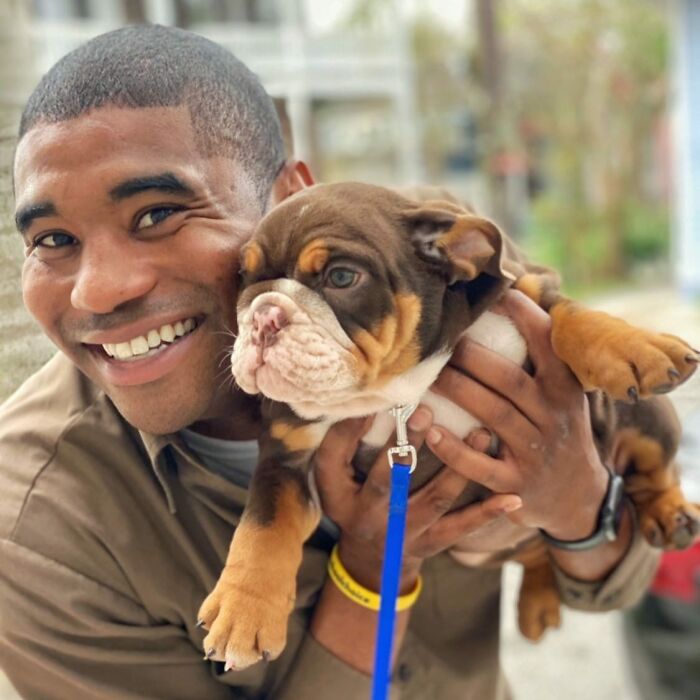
[362,310,528,447]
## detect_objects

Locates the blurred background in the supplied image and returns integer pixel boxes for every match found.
[1,0,699,698]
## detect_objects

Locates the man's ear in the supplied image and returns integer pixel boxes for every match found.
[267,160,315,210]
[402,201,518,284]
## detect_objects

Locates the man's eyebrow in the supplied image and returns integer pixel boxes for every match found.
[15,201,58,234]
[109,172,196,201]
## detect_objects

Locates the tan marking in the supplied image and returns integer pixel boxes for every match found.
[613,427,675,500]
[198,482,320,666]
[436,216,496,280]
[550,300,697,400]
[242,242,264,275]
[350,292,422,386]
[297,239,329,275]
[515,274,542,304]
[518,558,561,641]
[270,420,326,453]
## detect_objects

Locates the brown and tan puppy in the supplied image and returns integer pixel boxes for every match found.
[197,182,700,668]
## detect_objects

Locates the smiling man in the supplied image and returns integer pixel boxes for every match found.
[0,24,659,700]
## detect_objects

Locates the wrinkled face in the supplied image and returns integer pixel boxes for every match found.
[231,183,515,419]
[15,105,263,434]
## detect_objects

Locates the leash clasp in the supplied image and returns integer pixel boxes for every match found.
[387,403,418,473]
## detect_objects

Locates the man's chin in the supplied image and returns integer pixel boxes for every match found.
[87,368,215,434]
[109,391,209,435]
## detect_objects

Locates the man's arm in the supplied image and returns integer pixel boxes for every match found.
[0,539,237,700]
[426,290,658,595]
[307,410,520,683]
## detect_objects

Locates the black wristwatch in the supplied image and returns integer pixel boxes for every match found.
[539,467,626,551]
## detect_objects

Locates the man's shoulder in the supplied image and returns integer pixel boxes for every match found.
[0,353,138,539]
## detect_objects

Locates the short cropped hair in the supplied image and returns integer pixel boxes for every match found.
[19,24,285,206]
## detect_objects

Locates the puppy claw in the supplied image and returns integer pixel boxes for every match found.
[224,658,237,673]
[196,618,206,629]
[668,368,681,380]
[204,647,216,660]
[262,650,272,662]
[627,386,639,403]
[686,354,700,364]
[652,383,674,395]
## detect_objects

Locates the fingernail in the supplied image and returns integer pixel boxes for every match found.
[502,497,522,513]
[407,406,431,432]
[467,429,492,453]
[426,427,442,445]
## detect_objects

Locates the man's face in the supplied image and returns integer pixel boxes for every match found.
[14,105,264,434]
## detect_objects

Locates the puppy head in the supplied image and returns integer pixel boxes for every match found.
[231,182,519,419]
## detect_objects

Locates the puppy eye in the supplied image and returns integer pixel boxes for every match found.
[325,267,359,289]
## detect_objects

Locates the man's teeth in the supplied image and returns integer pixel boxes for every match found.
[102,318,197,359]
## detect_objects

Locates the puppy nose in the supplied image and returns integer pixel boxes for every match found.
[252,304,288,347]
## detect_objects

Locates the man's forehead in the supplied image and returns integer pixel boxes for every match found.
[14,105,200,187]
[12,104,258,215]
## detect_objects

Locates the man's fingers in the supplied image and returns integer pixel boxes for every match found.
[414,493,522,556]
[433,366,540,453]
[425,426,519,492]
[449,338,550,428]
[406,465,470,534]
[314,416,373,515]
[362,405,433,500]
[317,416,373,467]
[501,290,577,387]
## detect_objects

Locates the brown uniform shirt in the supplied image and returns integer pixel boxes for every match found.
[0,353,659,699]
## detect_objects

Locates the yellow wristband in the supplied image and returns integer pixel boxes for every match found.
[327,544,422,612]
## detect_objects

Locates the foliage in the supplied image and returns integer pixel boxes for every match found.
[502,0,670,284]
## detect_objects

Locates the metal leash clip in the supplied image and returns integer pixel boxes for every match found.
[386,403,419,473]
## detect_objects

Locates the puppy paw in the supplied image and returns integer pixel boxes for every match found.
[518,585,562,642]
[637,494,700,550]
[197,567,295,671]
[551,303,699,402]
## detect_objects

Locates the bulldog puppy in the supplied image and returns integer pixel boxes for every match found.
[197,182,700,668]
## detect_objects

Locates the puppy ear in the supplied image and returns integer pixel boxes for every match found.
[403,201,518,284]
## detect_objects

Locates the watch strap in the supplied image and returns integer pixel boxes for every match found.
[540,467,626,551]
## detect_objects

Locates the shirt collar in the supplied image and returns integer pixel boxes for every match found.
[137,429,187,514]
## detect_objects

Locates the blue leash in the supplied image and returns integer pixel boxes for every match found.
[371,404,417,700]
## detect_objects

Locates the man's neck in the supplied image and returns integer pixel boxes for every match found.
[188,392,262,441]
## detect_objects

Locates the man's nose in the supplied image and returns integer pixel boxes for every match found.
[70,237,158,314]
[252,304,288,347]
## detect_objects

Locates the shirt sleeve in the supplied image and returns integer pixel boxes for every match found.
[0,538,237,700]
[551,512,661,612]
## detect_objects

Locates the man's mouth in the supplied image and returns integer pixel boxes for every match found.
[99,317,199,361]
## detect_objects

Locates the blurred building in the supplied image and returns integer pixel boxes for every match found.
[27,0,423,185]
[674,0,700,299]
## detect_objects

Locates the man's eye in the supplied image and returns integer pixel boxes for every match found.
[136,206,179,230]
[34,232,76,249]
[325,267,359,289]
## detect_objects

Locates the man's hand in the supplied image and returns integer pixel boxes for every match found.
[427,290,609,542]
[314,411,522,593]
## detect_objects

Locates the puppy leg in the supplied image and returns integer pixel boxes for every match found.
[197,404,329,670]
[612,401,700,549]
[514,272,699,402]
[515,541,562,642]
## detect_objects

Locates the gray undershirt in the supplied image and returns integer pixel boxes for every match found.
[179,428,339,539]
